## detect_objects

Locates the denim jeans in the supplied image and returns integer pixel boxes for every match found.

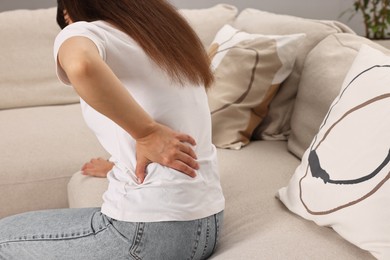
[0,208,223,260]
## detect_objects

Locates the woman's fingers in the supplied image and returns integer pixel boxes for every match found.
[134,123,199,182]
[159,142,199,172]
[135,151,197,184]
[176,133,197,146]
[135,156,149,183]
[176,143,199,169]
[178,142,197,160]
[169,161,197,178]
[135,144,198,183]
[81,157,113,178]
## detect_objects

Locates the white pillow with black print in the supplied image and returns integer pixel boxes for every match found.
[277,44,390,260]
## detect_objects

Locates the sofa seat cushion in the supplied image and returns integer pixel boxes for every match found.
[67,141,371,259]
[0,104,108,218]
[213,141,371,260]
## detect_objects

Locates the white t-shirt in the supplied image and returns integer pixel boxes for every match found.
[54,21,225,222]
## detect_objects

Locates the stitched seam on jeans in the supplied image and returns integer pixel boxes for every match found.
[200,217,211,259]
[188,219,202,260]
[129,222,144,260]
[210,214,219,254]
[0,227,108,247]
[110,222,131,244]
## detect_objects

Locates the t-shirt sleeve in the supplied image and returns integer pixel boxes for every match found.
[53,21,106,85]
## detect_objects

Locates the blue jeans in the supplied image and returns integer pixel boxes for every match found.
[0,208,223,260]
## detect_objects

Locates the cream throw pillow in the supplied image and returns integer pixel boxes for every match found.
[278,45,390,259]
[207,25,305,149]
[233,8,355,142]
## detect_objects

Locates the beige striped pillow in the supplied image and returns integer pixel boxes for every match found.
[207,25,305,149]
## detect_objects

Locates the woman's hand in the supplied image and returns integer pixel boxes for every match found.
[135,123,199,183]
[81,157,114,178]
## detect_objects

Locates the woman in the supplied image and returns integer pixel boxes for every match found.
[0,0,225,259]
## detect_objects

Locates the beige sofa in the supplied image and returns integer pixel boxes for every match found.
[1,4,384,259]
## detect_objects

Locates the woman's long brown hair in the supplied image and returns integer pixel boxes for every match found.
[57,0,213,88]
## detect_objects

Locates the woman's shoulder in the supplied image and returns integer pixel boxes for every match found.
[57,21,106,37]
[58,21,132,44]
[54,21,108,61]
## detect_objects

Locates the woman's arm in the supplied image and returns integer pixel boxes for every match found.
[58,36,199,183]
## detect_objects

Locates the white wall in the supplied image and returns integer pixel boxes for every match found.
[0,0,56,11]
[0,0,365,35]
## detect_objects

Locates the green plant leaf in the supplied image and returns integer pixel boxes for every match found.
[343,0,390,39]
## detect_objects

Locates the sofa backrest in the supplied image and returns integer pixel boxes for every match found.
[0,8,79,110]
[179,4,238,48]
